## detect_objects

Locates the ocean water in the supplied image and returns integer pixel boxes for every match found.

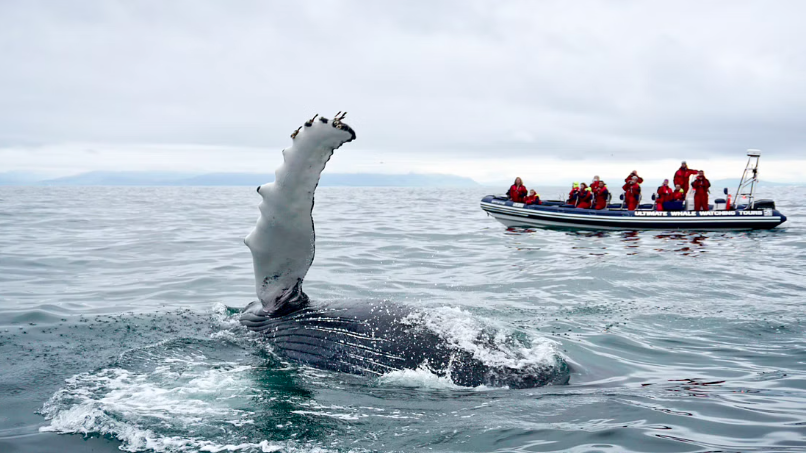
[1,185,805,453]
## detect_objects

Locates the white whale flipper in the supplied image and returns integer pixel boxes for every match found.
[243,115,355,316]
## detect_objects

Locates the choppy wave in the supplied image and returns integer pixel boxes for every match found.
[37,302,567,451]
[1,185,805,452]
[404,305,561,371]
[36,328,348,453]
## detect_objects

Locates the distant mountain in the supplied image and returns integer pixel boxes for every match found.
[709,179,794,188]
[32,171,479,187]
[171,173,271,186]
[320,173,478,187]
[40,171,197,186]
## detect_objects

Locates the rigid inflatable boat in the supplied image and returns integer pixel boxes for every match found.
[481,151,788,231]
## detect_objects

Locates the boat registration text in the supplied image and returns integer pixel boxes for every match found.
[635,210,767,217]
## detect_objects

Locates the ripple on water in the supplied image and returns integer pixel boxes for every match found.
[0,186,805,452]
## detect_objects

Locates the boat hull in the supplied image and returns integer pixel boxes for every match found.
[480,196,787,231]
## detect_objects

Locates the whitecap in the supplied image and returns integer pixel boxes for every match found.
[402,306,562,371]
[377,364,462,390]
[39,358,264,452]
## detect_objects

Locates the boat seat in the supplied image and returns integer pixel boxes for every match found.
[662,201,685,211]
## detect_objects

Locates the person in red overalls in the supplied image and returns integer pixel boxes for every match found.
[672,185,686,201]
[567,182,580,205]
[576,183,593,209]
[656,179,673,211]
[523,189,541,205]
[507,177,528,202]
[622,176,641,211]
[673,161,699,195]
[594,182,610,210]
[590,176,602,191]
[691,170,711,211]
[625,170,643,184]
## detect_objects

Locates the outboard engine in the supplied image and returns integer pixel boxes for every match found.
[751,199,776,210]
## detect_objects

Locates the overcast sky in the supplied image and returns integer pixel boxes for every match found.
[1,0,805,183]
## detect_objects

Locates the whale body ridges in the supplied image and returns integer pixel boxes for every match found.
[241,300,569,388]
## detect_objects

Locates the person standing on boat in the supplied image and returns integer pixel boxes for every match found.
[622,176,641,211]
[590,176,602,191]
[692,171,711,211]
[567,182,580,205]
[656,179,673,211]
[576,183,593,209]
[674,161,699,195]
[524,189,541,205]
[594,181,610,210]
[507,177,528,202]
[625,170,643,184]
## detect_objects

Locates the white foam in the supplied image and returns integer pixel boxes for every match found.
[377,364,462,390]
[197,441,282,452]
[402,306,561,370]
[211,302,244,331]
[40,343,360,453]
[211,302,234,320]
[209,304,266,351]
[290,410,360,421]
[39,362,270,452]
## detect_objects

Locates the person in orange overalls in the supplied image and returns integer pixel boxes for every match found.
[672,185,686,201]
[567,182,580,205]
[622,176,641,211]
[691,171,711,211]
[625,170,644,184]
[590,175,602,191]
[507,177,528,202]
[674,161,699,195]
[594,182,610,210]
[576,183,593,209]
[656,179,673,211]
[523,189,541,205]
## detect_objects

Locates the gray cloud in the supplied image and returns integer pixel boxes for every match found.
[1,0,805,175]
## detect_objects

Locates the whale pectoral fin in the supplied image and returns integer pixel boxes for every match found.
[240,280,309,329]
[264,278,310,318]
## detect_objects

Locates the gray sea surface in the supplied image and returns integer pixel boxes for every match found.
[1,185,805,452]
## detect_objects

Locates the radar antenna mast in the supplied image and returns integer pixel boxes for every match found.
[735,150,761,209]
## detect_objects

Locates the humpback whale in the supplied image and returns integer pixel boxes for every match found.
[240,114,569,388]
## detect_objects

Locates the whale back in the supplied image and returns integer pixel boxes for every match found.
[244,116,355,316]
[240,300,571,388]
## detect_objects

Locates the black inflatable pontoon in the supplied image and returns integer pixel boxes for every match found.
[480,196,786,230]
